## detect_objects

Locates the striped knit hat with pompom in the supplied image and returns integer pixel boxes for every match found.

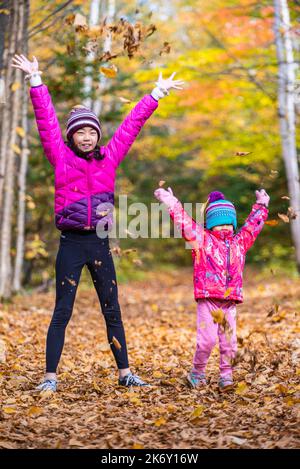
[66,105,102,141]
[205,191,237,230]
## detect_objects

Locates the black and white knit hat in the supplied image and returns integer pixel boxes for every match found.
[66,105,102,141]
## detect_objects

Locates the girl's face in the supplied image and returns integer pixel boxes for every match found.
[212,224,234,232]
[72,127,99,152]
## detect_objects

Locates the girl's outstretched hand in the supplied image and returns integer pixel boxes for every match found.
[154,187,178,209]
[255,189,270,207]
[151,72,184,100]
[156,72,184,94]
[11,54,40,78]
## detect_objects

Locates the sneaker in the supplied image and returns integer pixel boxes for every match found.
[186,371,207,389]
[36,379,57,392]
[118,373,149,387]
[218,376,234,392]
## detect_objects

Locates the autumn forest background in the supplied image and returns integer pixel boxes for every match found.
[0,0,299,450]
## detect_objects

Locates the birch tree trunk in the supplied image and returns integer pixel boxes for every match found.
[83,0,101,110]
[274,0,300,272]
[0,0,26,298]
[93,0,116,116]
[0,0,18,214]
[13,0,30,292]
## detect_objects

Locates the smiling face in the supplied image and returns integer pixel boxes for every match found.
[212,224,234,232]
[72,127,99,152]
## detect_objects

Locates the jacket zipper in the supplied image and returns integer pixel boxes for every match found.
[225,239,230,288]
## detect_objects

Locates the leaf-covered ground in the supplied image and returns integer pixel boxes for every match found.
[0,267,299,449]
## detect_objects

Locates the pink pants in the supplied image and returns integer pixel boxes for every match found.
[193,298,238,378]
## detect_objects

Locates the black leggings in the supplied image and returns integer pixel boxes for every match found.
[46,230,129,373]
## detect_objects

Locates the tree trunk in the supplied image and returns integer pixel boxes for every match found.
[13,0,30,292]
[83,0,102,109]
[0,0,25,298]
[274,0,300,272]
[93,0,116,116]
[0,0,18,213]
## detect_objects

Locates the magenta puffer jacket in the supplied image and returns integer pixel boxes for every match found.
[30,84,158,231]
[169,201,269,303]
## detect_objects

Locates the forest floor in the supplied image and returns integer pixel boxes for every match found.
[0,267,299,449]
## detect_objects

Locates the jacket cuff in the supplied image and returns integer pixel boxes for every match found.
[30,73,43,87]
[151,87,168,101]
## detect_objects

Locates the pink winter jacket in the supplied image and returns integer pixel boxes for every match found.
[169,201,269,303]
[30,84,158,231]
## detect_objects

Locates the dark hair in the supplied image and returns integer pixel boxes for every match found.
[65,137,105,161]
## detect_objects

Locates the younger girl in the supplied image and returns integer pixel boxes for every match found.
[154,187,269,391]
[12,54,183,391]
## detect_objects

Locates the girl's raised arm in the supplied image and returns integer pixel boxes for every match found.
[235,189,269,251]
[12,54,65,167]
[154,187,203,249]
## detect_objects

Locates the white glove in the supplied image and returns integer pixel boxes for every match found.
[11,54,43,87]
[151,72,184,101]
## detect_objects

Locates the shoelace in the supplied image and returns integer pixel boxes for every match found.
[124,374,145,386]
[38,379,56,391]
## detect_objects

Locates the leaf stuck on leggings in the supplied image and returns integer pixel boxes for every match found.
[111,336,122,350]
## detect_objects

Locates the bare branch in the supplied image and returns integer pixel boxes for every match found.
[29,0,74,35]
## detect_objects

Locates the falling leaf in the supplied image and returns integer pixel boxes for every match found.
[123,249,137,255]
[119,96,131,103]
[73,13,88,32]
[211,308,224,324]
[16,126,25,138]
[287,207,297,220]
[11,144,21,155]
[111,336,122,350]
[265,219,279,226]
[159,180,166,187]
[64,13,75,25]
[11,82,21,92]
[267,303,279,317]
[133,259,143,267]
[278,213,289,223]
[159,42,171,56]
[235,151,252,156]
[100,66,118,78]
